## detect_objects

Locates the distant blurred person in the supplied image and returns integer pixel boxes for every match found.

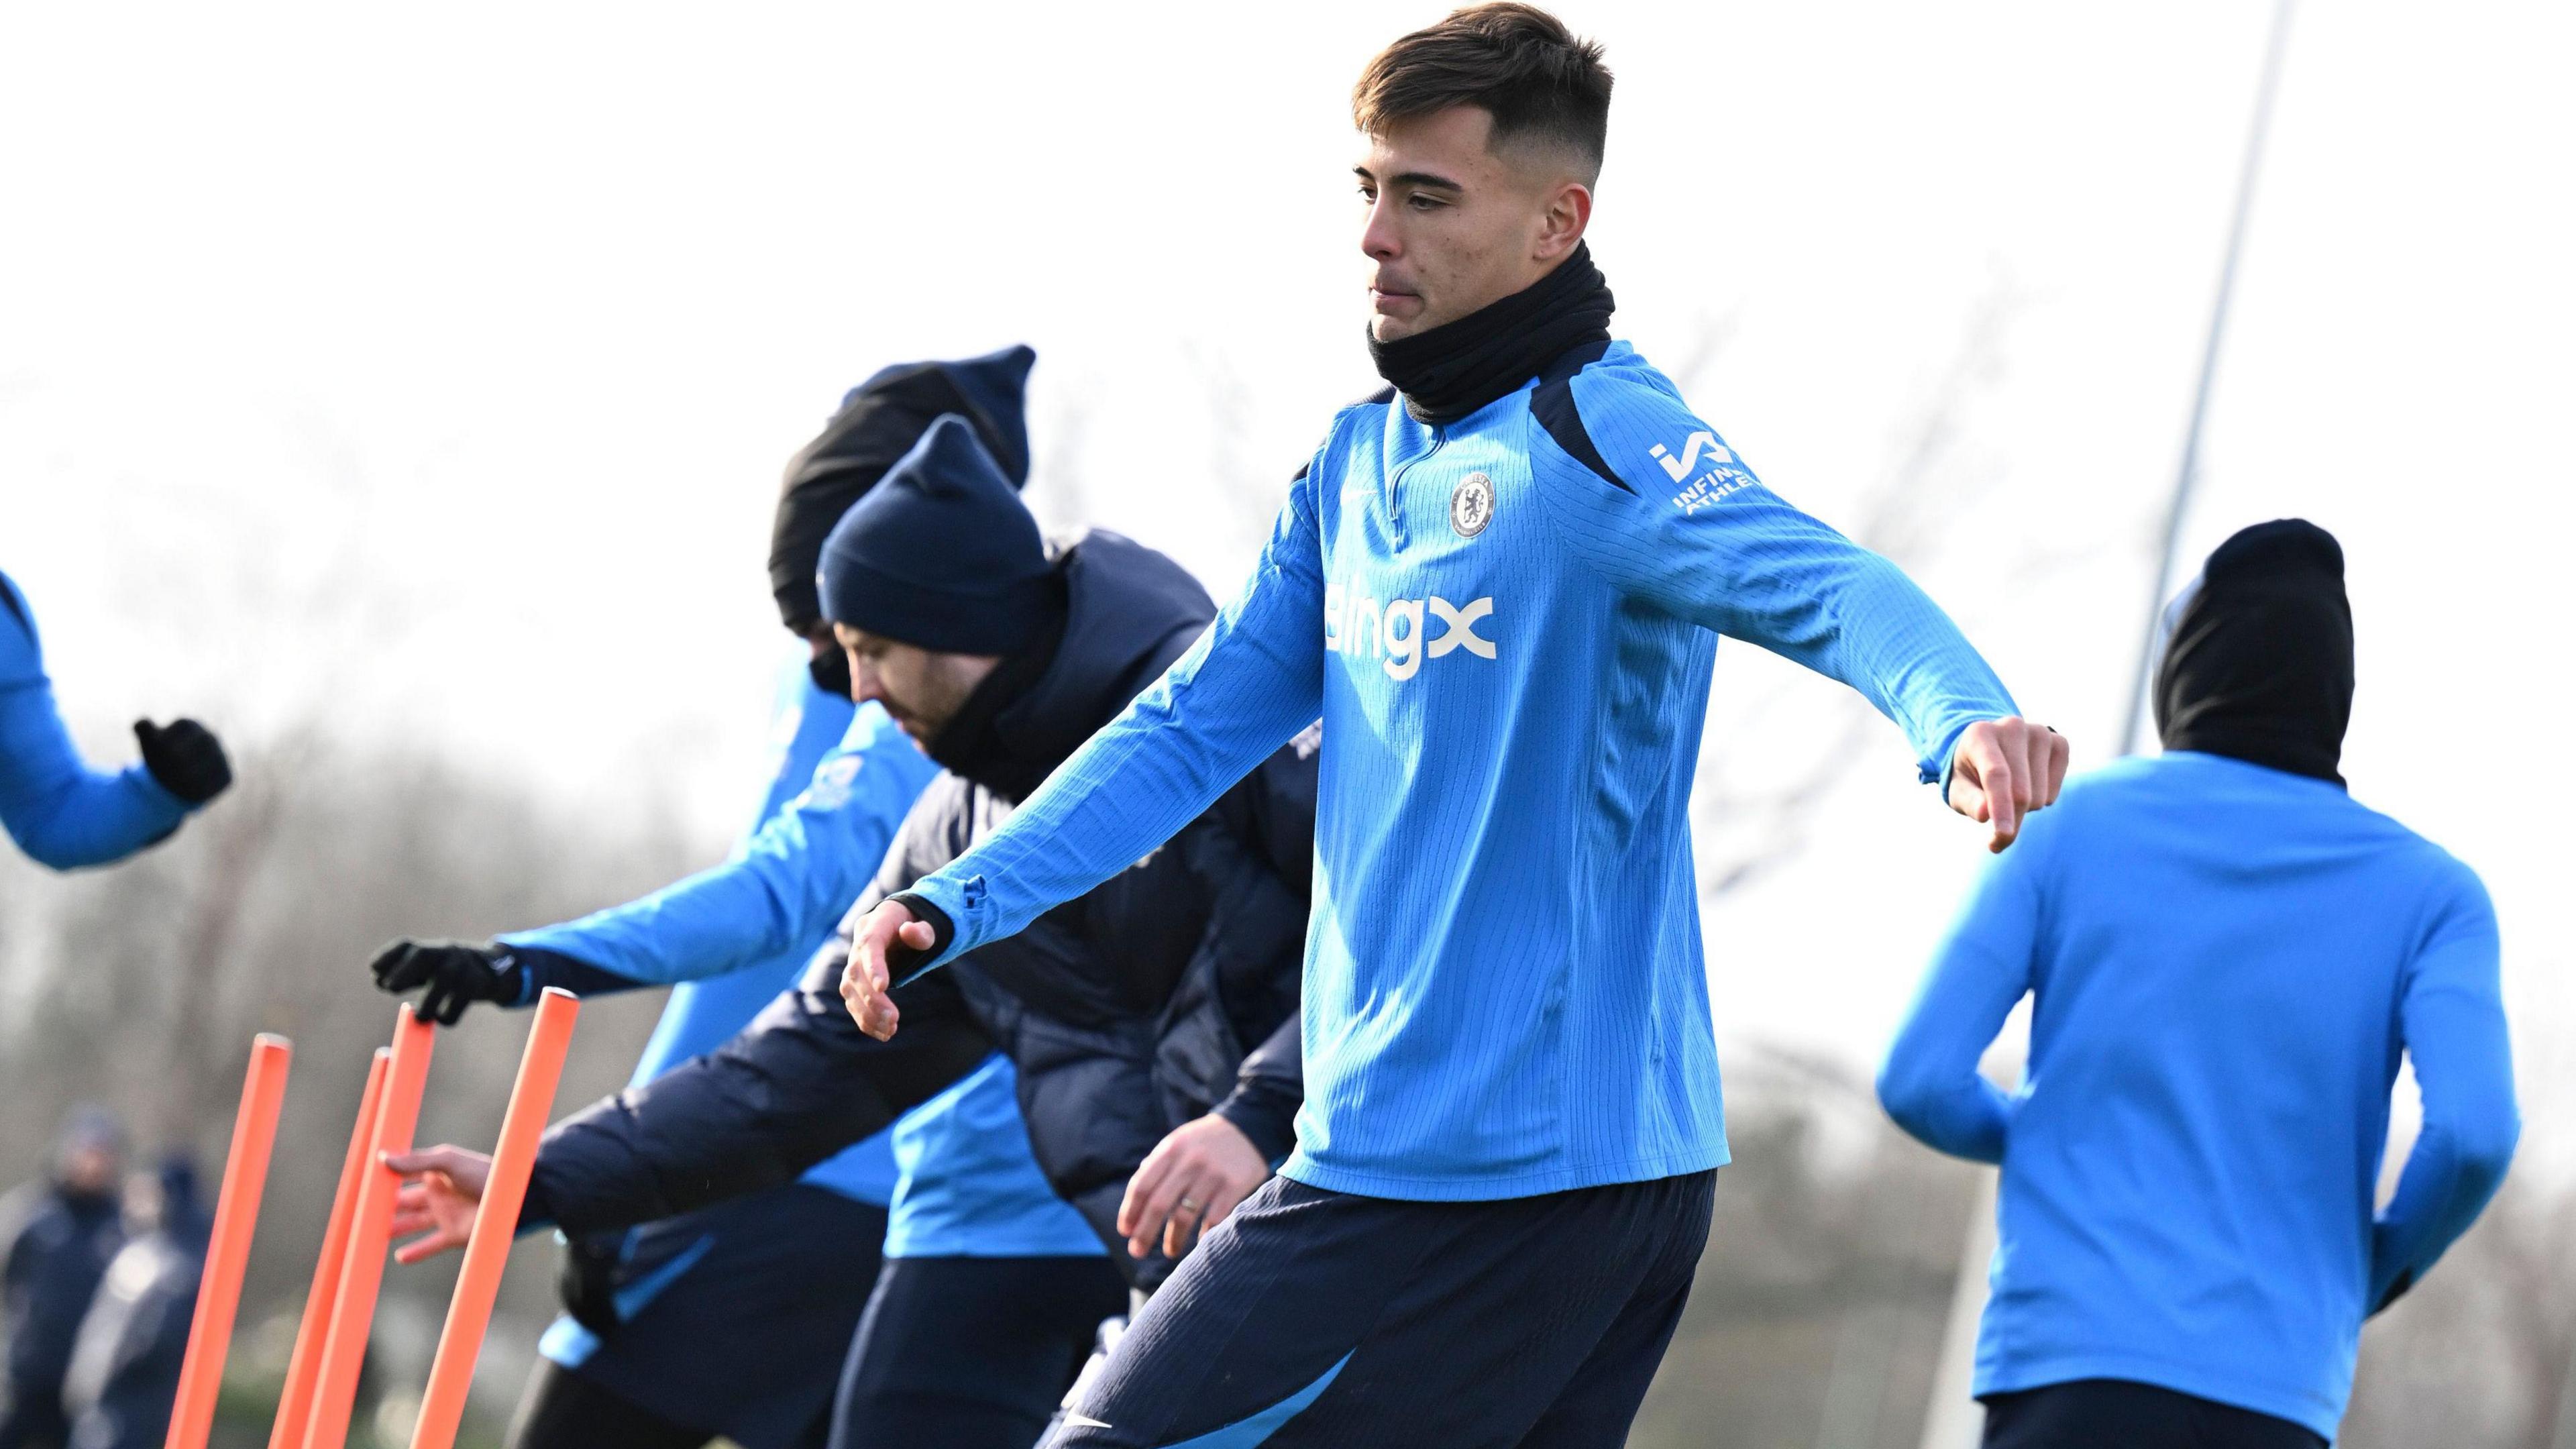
[0,1110,127,1449]
[0,572,230,869]
[368,349,1116,1449]
[57,1159,209,1449]
[1878,519,2520,1449]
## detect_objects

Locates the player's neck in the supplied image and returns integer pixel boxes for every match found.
[1367,244,1614,426]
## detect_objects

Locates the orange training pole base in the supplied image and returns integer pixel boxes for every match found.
[163,1034,292,1449]
[407,988,580,1449]
[303,1004,436,1449]
[268,1049,390,1449]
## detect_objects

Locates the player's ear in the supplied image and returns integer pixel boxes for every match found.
[1536,179,1591,262]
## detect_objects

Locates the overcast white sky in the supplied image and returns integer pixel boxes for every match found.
[3,1,2569,1163]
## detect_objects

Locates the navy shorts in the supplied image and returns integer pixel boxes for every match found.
[1980,1379,2328,1449]
[1053,1169,1715,1448]
[565,1185,888,1449]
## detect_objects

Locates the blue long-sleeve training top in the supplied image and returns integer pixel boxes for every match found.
[504,665,932,1204]
[1876,751,2519,1441]
[0,572,192,869]
[899,339,2017,1199]
[506,661,1098,1256]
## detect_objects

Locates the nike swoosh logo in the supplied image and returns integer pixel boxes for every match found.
[1065,1413,1113,1430]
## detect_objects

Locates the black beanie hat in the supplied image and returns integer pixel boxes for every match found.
[820,415,1057,655]
[769,345,1036,633]
[2153,518,2355,786]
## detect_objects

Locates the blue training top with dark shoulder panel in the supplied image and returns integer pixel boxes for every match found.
[898,340,2019,1201]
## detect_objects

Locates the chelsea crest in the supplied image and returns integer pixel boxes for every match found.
[1450,472,1495,538]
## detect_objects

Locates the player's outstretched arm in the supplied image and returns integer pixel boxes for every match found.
[1527,376,2063,849]
[368,941,638,1026]
[844,474,1334,1036]
[490,969,987,1239]
[374,722,934,1026]
[500,716,932,993]
[2369,871,2520,1313]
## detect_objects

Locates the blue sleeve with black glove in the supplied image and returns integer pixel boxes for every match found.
[499,699,937,999]
[0,571,226,869]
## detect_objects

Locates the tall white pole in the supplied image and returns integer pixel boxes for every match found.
[1917,5,2298,1446]
[2117,0,2300,755]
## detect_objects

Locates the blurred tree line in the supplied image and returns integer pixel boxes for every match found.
[0,737,688,1446]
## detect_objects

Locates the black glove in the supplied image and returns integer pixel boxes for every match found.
[133,718,231,804]
[368,940,523,1026]
[555,1228,628,1336]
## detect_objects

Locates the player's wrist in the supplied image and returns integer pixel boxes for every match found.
[885,890,955,971]
[1213,1087,1299,1166]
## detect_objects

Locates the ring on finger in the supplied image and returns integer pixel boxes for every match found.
[1177,1196,1203,1214]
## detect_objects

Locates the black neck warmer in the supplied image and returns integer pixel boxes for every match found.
[2154,518,2354,787]
[927,568,1071,802]
[1366,244,1615,425]
[56,1185,117,1219]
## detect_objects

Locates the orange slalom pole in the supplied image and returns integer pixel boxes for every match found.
[163,1034,292,1449]
[267,1049,389,1449]
[407,989,580,1449]
[302,1004,436,1449]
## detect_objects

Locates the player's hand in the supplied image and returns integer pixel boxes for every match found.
[839,902,932,1041]
[1945,717,2070,853]
[133,717,231,804]
[1118,1114,1270,1260]
[384,1145,492,1265]
[369,941,521,1026]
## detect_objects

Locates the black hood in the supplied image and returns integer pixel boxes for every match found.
[769,345,1036,633]
[934,531,1214,802]
[2153,518,2354,786]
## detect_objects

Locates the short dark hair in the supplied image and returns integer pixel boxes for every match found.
[1353,4,1612,180]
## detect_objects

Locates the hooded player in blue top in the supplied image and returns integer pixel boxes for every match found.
[1877,520,2519,1449]
[1,572,231,869]
[833,8,2066,1446]
[368,350,1106,1449]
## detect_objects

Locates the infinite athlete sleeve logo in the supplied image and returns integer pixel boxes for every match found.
[1649,432,1729,482]
[1652,431,1758,516]
[1324,582,1497,681]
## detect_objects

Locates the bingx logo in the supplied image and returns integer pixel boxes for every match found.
[1324,582,1496,682]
